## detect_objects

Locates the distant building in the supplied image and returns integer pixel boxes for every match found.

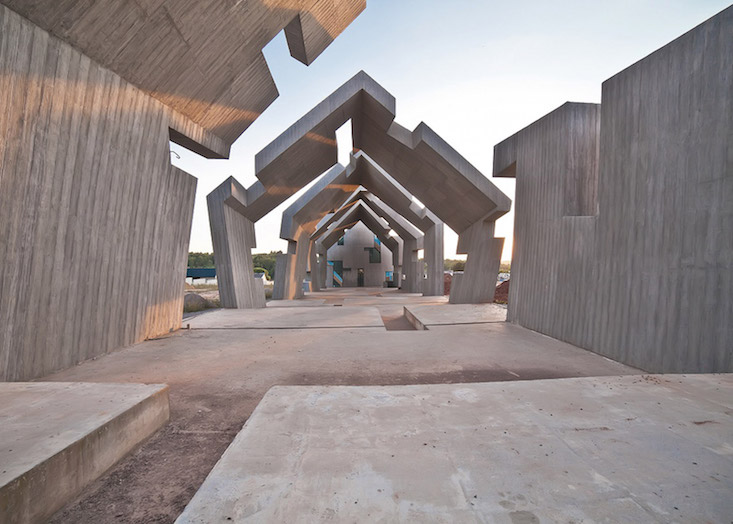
[326,223,395,288]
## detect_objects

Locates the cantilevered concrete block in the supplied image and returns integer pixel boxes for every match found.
[2,0,367,158]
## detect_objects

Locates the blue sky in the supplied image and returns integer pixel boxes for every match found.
[172,0,731,260]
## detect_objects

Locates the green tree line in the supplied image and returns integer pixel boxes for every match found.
[188,251,282,279]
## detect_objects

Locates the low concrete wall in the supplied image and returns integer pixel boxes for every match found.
[0,383,170,524]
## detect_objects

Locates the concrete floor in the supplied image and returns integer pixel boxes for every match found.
[39,288,643,523]
[0,382,169,523]
[177,375,733,523]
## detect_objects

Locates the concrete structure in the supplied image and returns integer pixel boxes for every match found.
[311,202,401,289]
[1,0,367,159]
[177,375,732,523]
[323,222,396,288]
[275,153,430,298]
[0,382,169,524]
[209,72,510,307]
[0,1,364,380]
[494,7,732,373]
[322,190,424,292]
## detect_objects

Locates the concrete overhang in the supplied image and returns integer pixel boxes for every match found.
[1,0,367,158]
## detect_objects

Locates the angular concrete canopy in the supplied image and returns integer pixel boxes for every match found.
[274,154,443,297]
[210,70,512,304]
[2,0,367,158]
[306,189,424,292]
[314,201,401,269]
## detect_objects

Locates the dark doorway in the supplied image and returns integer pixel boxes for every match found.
[357,268,365,287]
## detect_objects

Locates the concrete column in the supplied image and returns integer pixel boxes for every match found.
[422,223,444,296]
[309,243,320,291]
[449,220,504,304]
[401,238,421,293]
[208,191,265,308]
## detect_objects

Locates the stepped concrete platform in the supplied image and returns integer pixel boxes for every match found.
[186,306,385,330]
[404,303,507,329]
[0,382,169,524]
[177,375,732,523]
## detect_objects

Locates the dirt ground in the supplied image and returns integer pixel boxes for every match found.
[44,289,639,523]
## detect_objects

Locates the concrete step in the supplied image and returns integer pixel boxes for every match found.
[0,382,169,524]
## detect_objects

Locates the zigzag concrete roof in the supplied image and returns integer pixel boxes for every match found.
[234,71,510,232]
[315,201,400,258]
[280,152,439,248]
[2,0,366,158]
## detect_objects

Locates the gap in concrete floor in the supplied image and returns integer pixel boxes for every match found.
[43,288,641,523]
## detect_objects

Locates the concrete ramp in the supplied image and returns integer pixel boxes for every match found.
[186,306,386,330]
[404,303,507,329]
[0,382,169,524]
[177,375,732,523]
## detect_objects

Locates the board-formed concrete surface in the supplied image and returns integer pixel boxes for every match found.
[208,72,508,307]
[493,6,732,372]
[404,303,507,330]
[176,375,732,523]
[1,0,366,157]
[0,382,169,524]
[0,0,363,381]
[186,306,386,330]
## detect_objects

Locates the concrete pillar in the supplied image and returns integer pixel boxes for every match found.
[309,243,320,291]
[401,238,421,293]
[208,190,265,308]
[422,223,444,296]
[449,220,504,304]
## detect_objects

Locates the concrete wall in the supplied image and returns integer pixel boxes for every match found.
[494,7,732,373]
[326,223,393,287]
[0,6,196,381]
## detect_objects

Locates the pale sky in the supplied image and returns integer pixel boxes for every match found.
[172,0,730,260]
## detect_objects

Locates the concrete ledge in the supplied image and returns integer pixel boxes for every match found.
[176,375,732,523]
[403,305,427,330]
[404,303,507,329]
[0,382,169,524]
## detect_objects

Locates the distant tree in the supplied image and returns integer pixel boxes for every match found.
[188,252,215,268]
[188,251,284,277]
[252,251,282,279]
[444,259,465,271]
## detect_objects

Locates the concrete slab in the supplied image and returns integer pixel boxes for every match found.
[186,306,386,330]
[0,382,169,524]
[177,375,732,523]
[404,303,507,329]
[266,299,327,307]
[43,319,641,522]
